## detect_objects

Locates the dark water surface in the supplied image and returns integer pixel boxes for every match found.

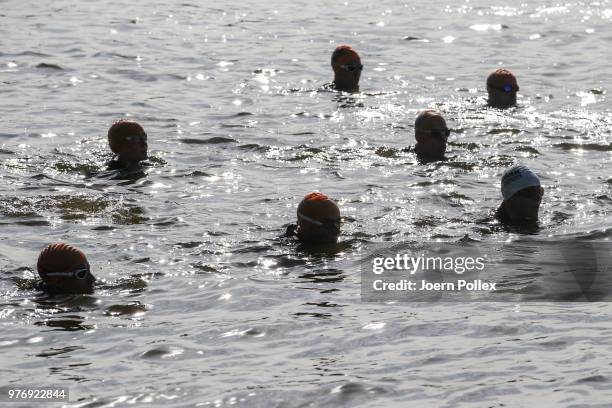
[1,0,611,406]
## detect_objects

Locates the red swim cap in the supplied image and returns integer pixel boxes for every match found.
[486,68,518,87]
[37,243,88,276]
[331,45,361,68]
[303,192,329,202]
[297,192,340,221]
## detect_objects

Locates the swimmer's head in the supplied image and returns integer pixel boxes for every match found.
[107,119,148,165]
[414,110,449,162]
[486,68,519,109]
[331,45,362,93]
[296,192,341,244]
[500,165,543,224]
[37,243,95,295]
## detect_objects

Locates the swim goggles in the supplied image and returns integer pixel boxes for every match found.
[492,84,519,93]
[417,128,451,138]
[340,63,363,72]
[513,186,543,199]
[298,212,341,230]
[124,133,148,143]
[46,266,90,280]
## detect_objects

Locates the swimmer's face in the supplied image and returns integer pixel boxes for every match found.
[415,115,449,160]
[505,186,543,223]
[487,81,519,109]
[42,261,96,295]
[116,133,148,163]
[332,55,362,93]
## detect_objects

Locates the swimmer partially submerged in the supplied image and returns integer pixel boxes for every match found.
[37,243,96,295]
[487,68,519,109]
[329,45,362,93]
[496,164,544,226]
[285,192,342,244]
[414,110,450,162]
[107,119,148,169]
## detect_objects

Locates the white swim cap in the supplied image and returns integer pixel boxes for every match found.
[501,165,540,200]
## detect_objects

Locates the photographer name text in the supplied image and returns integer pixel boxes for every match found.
[372,279,496,292]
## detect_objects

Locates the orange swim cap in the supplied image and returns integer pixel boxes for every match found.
[331,45,361,68]
[303,192,329,202]
[486,68,518,88]
[297,192,340,220]
[37,243,88,276]
[107,119,146,154]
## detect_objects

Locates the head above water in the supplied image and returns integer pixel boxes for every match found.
[414,110,449,162]
[486,68,519,109]
[331,45,362,93]
[296,192,341,244]
[107,119,148,166]
[37,243,95,295]
[500,165,544,224]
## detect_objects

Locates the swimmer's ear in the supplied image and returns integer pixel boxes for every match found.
[539,186,544,197]
[415,133,424,143]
